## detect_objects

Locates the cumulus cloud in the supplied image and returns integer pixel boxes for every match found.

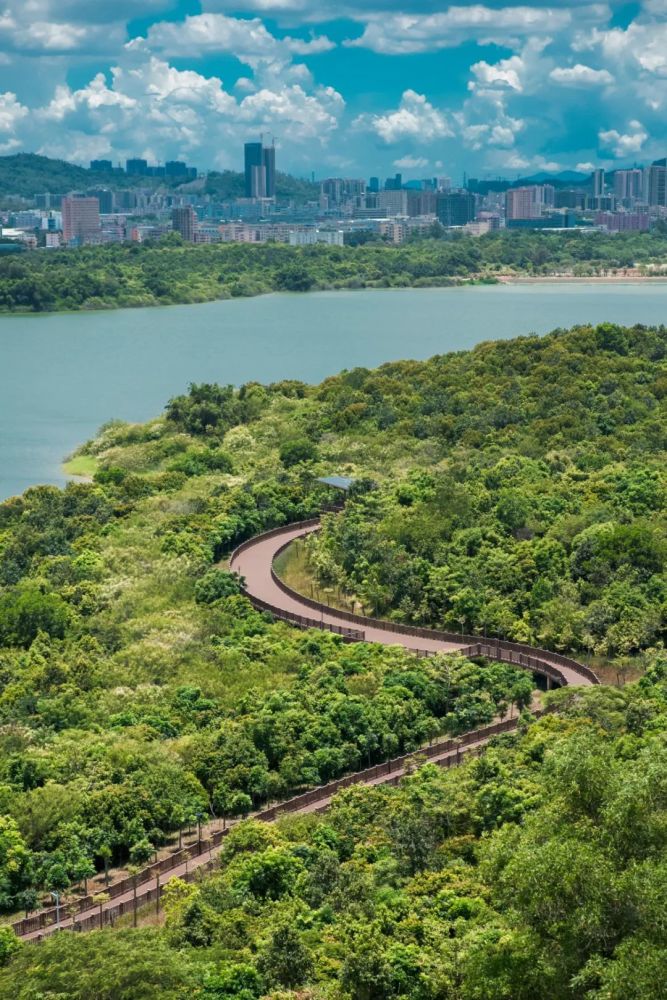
[550,63,614,86]
[575,22,667,77]
[599,122,648,156]
[0,91,28,131]
[354,90,452,143]
[345,4,608,55]
[130,13,334,62]
[393,154,429,169]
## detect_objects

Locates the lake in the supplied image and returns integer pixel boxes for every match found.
[1,282,667,500]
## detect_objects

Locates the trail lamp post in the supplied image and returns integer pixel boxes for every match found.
[50,891,61,931]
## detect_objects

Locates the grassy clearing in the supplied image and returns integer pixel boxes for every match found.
[63,453,98,478]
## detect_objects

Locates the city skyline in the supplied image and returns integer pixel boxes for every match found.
[0,2,666,181]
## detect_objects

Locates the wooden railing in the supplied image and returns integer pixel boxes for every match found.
[14,711,537,939]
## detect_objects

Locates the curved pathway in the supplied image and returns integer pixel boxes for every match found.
[14,517,596,943]
[230,517,599,689]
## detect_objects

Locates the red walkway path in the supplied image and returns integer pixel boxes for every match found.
[15,517,597,942]
[230,518,599,689]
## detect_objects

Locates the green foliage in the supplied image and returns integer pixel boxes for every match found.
[195,570,244,604]
[4,667,666,998]
[0,586,69,647]
[0,320,665,993]
[279,438,319,467]
[6,230,667,313]
[307,323,667,655]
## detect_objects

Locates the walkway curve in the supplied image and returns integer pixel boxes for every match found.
[13,517,597,943]
[230,516,599,689]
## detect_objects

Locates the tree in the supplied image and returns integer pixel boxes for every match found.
[0,818,32,912]
[0,589,69,647]
[195,570,244,605]
[279,438,319,467]
[0,930,20,970]
[257,922,313,990]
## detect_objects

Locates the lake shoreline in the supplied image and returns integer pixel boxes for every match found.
[5,281,667,500]
[4,274,667,320]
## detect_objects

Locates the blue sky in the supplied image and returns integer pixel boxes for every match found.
[0,1,665,181]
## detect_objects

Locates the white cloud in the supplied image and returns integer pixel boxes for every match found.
[393,154,429,169]
[346,4,608,55]
[576,22,667,77]
[131,13,334,62]
[354,89,452,143]
[599,123,648,156]
[576,161,596,171]
[471,54,524,91]
[0,91,28,131]
[550,64,614,86]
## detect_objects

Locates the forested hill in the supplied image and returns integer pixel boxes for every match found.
[3,230,667,313]
[0,154,148,198]
[0,153,318,201]
[0,324,664,996]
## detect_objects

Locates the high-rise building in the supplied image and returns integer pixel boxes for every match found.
[505,187,539,219]
[384,173,403,191]
[244,142,264,198]
[407,190,436,216]
[378,190,409,216]
[320,178,366,208]
[436,190,476,227]
[90,160,113,172]
[368,177,380,193]
[263,144,276,199]
[87,188,114,214]
[62,196,101,245]
[555,189,586,210]
[126,158,148,176]
[644,164,666,207]
[171,206,197,242]
[614,169,643,203]
[593,168,605,200]
[166,161,187,177]
[244,140,276,199]
[505,185,554,220]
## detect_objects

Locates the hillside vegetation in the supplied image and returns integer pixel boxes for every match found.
[3,230,667,312]
[0,324,665,996]
[0,153,318,203]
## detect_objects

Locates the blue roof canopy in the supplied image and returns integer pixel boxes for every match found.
[316,476,356,492]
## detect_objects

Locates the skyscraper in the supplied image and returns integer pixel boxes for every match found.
[244,140,276,198]
[263,143,276,199]
[171,206,197,242]
[644,165,666,207]
[593,168,605,200]
[614,169,643,202]
[62,196,101,245]
[436,190,476,227]
[126,158,148,176]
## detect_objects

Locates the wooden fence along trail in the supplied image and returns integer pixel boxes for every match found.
[15,514,597,942]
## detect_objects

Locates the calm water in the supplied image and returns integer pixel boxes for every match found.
[1,282,667,500]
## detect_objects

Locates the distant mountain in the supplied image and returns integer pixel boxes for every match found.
[0,153,176,200]
[0,152,319,204]
[515,170,591,187]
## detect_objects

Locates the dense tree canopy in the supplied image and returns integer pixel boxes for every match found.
[0,320,665,995]
[3,230,667,311]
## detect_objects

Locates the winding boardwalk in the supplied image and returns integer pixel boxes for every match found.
[230,517,599,689]
[14,516,597,942]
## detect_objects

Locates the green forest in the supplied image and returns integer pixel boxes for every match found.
[0,323,665,996]
[3,230,667,312]
[0,153,318,205]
